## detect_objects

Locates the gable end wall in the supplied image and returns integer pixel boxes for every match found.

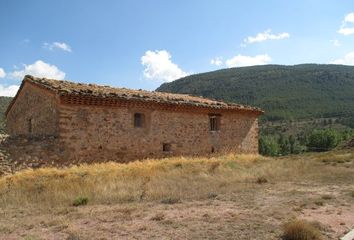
[6,83,59,137]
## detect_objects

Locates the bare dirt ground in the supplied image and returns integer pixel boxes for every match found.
[1,180,353,240]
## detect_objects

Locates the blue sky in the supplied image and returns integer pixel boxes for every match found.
[1,0,354,96]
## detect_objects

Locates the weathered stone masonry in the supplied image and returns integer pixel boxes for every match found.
[4,75,263,166]
[6,81,59,136]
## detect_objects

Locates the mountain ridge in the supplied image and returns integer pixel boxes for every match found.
[157,64,354,121]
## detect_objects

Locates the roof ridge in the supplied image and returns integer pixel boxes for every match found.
[22,75,263,113]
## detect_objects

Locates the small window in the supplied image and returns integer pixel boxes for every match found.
[209,115,220,131]
[28,118,33,134]
[134,113,145,128]
[163,143,171,152]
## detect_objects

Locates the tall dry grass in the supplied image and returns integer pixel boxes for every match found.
[0,150,353,208]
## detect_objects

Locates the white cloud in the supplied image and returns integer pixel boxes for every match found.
[141,50,187,82]
[344,12,354,23]
[0,68,5,78]
[0,84,19,97]
[244,29,290,44]
[9,60,66,80]
[210,57,223,66]
[331,39,341,47]
[43,42,72,52]
[330,52,354,65]
[338,12,354,35]
[225,54,271,68]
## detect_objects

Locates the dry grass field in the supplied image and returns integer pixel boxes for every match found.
[0,150,354,239]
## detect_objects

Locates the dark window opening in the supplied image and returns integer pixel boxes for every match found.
[209,115,220,131]
[28,118,33,134]
[134,113,145,128]
[163,143,171,152]
[211,147,215,153]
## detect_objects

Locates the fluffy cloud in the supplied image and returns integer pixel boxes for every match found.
[43,42,72,52]
[0,68,5,78]
[330,52,354,65]
[225,54,271,68]
[210,57,223,66]
[338,12,354,35]
[0,84,19,97]
[9,60,66,80]
[141,50,187,82]
[244,29,290,44]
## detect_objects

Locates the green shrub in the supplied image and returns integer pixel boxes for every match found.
[307,129,340,152]
[73,196,88,206]
[259,136,279,156]
[282,219,323,240]
[279,134,291,155]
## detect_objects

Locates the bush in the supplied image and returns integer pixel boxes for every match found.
[307,129,340,152]
[282,219,323,240]
[340,116,354,128]
[259,136,279,156]
[73,196,88,206]
[256,177,268,184]
[279,134,291,155]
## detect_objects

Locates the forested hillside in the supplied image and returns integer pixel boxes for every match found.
[0,97,12,132]
[157,64,354,121]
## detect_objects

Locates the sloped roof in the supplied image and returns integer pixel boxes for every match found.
[8,75,263,114]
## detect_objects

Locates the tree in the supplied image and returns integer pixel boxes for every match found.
[278,134,290,155]
[259,136,280,156]
[307,129,340,152]
[289,135,296,154]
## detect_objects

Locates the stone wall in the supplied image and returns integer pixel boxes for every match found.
[0,134,67,176]
[6,83,59,137]
[3,82,260,167]
[58,103,259,164]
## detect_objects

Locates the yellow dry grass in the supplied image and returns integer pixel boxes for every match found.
[0,150,353,208]
[282,219,323,240]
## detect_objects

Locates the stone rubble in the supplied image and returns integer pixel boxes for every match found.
[0,134,67,176]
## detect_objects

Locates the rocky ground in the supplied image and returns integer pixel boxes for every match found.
[0,134,64,176]
[0,134,12,175]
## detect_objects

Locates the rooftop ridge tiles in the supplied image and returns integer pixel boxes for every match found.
[23,75,263,113]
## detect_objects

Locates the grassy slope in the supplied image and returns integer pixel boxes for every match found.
[157,64,354,121]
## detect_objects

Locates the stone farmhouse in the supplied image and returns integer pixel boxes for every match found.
[5,75,263,164]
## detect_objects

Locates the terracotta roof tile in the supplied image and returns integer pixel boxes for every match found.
[24,75,263,113]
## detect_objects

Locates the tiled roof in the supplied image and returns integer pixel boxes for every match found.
[23,75,263,113]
